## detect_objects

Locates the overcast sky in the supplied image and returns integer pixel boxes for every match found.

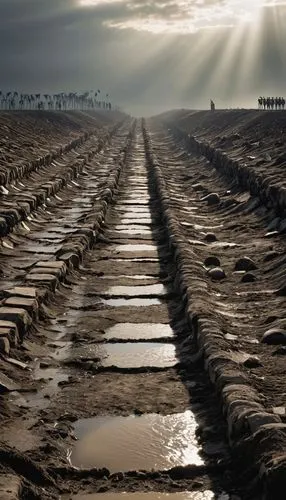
[1,0,286,115]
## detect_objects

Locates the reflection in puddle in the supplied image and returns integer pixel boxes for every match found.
[102,284,166,297]
[120,218,152,225]
[99,275,158,280]
[11,366,69,410]
[71,411,203,471]
[94,342,176,368]
[101,297,162,307]
[114,227,152,234]
[114,244,156,252]
[105,323,174,340]
[119,212,151,219]
[67,493,224,500]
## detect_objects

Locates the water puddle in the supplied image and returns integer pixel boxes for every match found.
[114,244,156,252]
[105,323,174,340]
[106,258,159,263]
[71,411,202,471]
[118,212,151,219]
[99,275,158,280]
[66,493,225,500]
[101,298,162,307]
[114,226,152,234]
[95,342,176,368]
[117,206,150,213]
[101,285,166,297]
[120,219,152,225]
[11,366,69,410]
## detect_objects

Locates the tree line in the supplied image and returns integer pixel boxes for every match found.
[0,90,114,111]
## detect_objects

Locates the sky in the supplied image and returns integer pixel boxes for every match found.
[1,0,286,116]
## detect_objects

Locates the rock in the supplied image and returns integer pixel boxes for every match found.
[262,329,286,345]
[272,407,286,416]
[235,256,257,272]
[0,336,10,355]
[207,267,226,280]
[204,233,217,243]
[275,286,286,297]
[264,251,279,262]
[204,256,220,268]
[243,356,262,368]
[97,486,109,493]
[225,333,238,341]
[0,373,20,393]
[272,346,286,356]
[201,193,220,205]
[241,272,257,283]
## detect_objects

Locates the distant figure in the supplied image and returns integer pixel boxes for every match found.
[210,99,215,112]
[258,96,262,109]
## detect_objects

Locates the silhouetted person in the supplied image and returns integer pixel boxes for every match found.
[210,99,215,111]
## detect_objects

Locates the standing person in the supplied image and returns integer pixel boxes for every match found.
[210,99,215,111]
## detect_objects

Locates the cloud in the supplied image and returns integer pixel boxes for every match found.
[0,0,286,115]
[77,0,286,33]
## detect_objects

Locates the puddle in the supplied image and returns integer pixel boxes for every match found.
[101,298,162,307]
[106,258,159,263]
[65,493,225,500]
[93,342,176,368]
[114,226,152,234]
[105,323,174,340]
[114,244,156,252]
[99,275,158,280]
[11,366,69,409]
[49,340,73,360]
[118,212,151,219]
[117,206,150,213]
[102,284,166,297]
[120,219,152,225]
[71,411,203,471]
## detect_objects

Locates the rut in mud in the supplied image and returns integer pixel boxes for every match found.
[0,123,238,499]
[2,112,286,499]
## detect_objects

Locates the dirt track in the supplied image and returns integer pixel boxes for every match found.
[0,110,286,499]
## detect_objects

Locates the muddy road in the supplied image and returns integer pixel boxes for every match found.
[0,114,286,499]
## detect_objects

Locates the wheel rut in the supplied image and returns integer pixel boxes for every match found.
[0,125,238,499]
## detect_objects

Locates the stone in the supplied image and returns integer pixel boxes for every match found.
[25,273,58,291]
[272,346,286,356]
[272,407,286,416]
[3,287,38,299]
[204,233,217,243]
[241,272,257,283]
[262,328,286,345]
[204,256,221,267]
[207,267,226,280]
[201,192,220,205]
[4,297,38,318]
[264,251,279,262]
[247,412,281,434]
[35,260,67,276]
[58,252,80,269]
[0,337,10,355]
[0,373,20,393]
[0,321,19,346]
[0,308,32,339]
[243,356,262,368]
[234,256,257,272]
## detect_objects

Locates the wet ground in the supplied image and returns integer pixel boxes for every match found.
[2,112,286,499]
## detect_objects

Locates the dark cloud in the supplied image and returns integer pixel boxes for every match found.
[0,0,286,115]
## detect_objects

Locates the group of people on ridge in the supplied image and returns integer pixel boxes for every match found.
[258,96,285,110]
